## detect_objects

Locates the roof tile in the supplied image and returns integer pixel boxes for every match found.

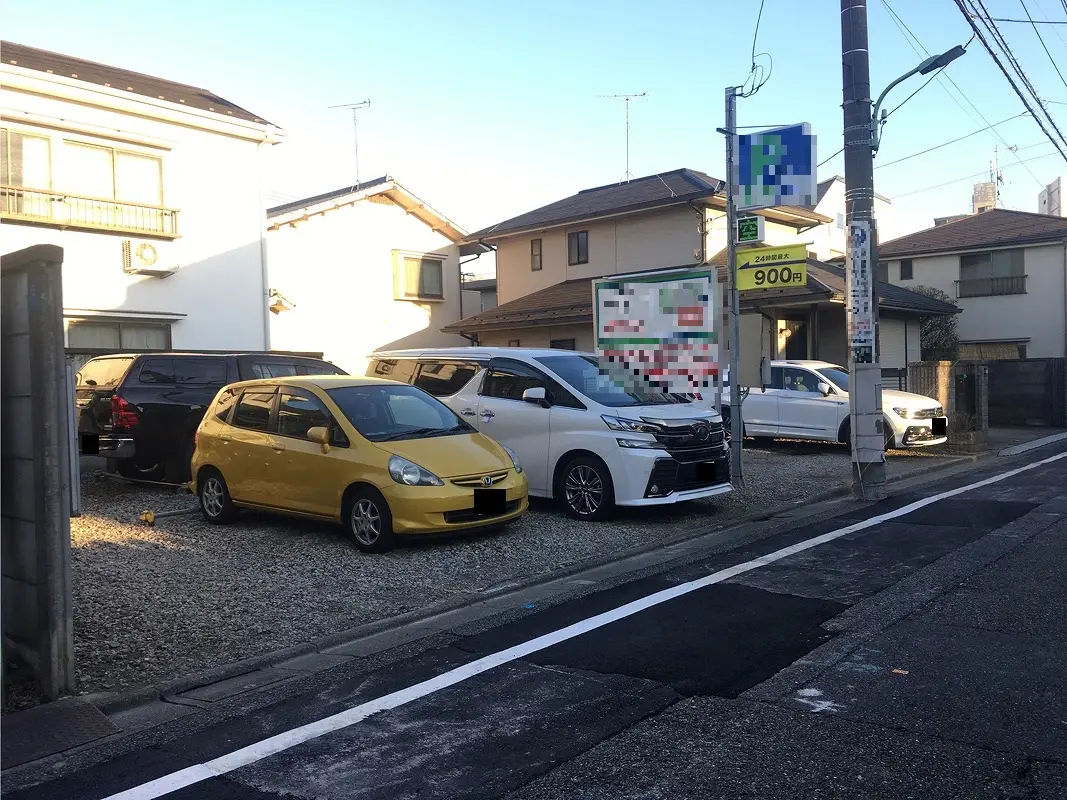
[879,208,1067,258]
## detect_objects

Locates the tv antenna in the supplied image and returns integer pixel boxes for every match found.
[599,92,647,182]
[329,99,371,185]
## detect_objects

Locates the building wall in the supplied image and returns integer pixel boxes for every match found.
[0,81,272,351]
[476,323,595,351]
[495,207,701,305]
[885,242,1067,358]
[267,199,469,375]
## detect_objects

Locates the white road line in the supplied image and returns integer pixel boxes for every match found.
[102,450,1067,800]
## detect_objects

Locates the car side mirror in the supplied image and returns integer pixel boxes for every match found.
[306,426,331,453]
[522,387,548,406]
[817,381,832,397]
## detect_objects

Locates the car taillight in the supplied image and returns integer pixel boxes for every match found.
[111,395,140,428]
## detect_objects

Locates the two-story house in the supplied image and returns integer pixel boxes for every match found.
[444,168,956,375]
[265,176,488,374]
[879,209,1067,360]
[1,42,281,368]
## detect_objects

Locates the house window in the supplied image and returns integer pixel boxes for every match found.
[531,238,542,271]
[0,128,51,189]
[836,213,845,230]
[550,338,576,350]
[876,261,889,282]
[957,249,1026,297]
[899,259,913,281]
[62,142,163,205]
[507,339,521,347]
[567,230,589,266]
[395,254,444,300]
[66,320,171,350]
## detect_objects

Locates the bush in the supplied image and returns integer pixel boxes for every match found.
[911,285,960,361]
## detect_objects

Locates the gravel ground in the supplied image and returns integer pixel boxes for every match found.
[70,443,954,696]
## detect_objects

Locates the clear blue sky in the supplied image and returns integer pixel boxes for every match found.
[5,0,1067,235]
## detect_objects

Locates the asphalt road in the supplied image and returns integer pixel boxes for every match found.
[8,443,1067,800]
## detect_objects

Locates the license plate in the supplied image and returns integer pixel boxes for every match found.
[932,416,947,436]
[695,462,717,481]
[81,433,100,455]
[474,488,506,514]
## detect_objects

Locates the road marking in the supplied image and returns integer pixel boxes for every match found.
[998,431,1067,457]
[102,449,1067,800]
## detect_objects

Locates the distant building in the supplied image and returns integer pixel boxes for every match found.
[1039,176,1065,217]
[972,181,997,214]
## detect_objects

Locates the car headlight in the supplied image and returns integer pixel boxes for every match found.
[388,455,443,486]
[892,407,911,419]
[602,415,661,434]
[616,437,665,450]
[501,443,523,474]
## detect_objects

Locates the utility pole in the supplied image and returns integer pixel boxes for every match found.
[841,0,886,500]
[329,99,371,185]
[599,92,647,182]
[724,87,744,486]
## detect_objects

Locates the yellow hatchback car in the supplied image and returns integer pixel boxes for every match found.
[190,376,528,552]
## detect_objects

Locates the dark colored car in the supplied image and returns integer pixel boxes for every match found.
[76,352,348,482]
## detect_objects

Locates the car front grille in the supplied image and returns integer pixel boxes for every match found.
[644,454,730,497]
[444,499,521,524]
[913,407,944,419]
[451,471,509,487]
[648,419,726,452]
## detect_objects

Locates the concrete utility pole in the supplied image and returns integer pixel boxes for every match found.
[329,99,371,185]
[840,0,886,500]
[724,86,744,486]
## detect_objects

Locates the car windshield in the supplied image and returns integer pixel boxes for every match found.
[536,355,690,407]
[816,366,850,392]
[326,384,473,442]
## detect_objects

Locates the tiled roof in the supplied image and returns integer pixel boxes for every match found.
[267,177,390,217]
[1,40,272,125]
[879,209,1067,258]
[465,168,723,242]
[443,260,957,334]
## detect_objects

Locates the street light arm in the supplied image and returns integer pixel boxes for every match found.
[871,44,967,153]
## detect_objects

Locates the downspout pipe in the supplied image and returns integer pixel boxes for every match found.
[257,137,273,351]
[457,249,487,345]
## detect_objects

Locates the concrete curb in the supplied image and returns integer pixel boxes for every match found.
[997,430,1067,457]
[79,451,983,717]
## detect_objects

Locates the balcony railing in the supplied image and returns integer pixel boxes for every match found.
[0,185,179,238]
[955,275,1027,298]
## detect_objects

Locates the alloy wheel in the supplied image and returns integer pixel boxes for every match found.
[564,465,604,517]
[351,498,382,546]
[202,477,225,518]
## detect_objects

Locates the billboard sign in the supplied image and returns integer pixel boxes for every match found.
[735,244,808,290]
[733,123,817,211]
[593,269,718,395]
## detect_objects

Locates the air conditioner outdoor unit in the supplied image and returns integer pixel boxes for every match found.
[122,240,179,278]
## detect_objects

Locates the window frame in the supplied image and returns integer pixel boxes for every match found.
[957,248,1027,297]
[779,367,823,394]
[60,138,164,206]
[899,259,913,281]
[394,251,445,302]
[214,388,241,424]
[530,238,543,271]
[481,356,585,409]
[231,388,279,433]
[549,338,576,351]
[275,385,349,447]
[479,357,547,402]
[412,360,481,397]
[0,127,53,189]
[567,230,589,266]
[66,319,173,351]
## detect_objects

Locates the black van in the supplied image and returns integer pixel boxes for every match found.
[77,352,347,482]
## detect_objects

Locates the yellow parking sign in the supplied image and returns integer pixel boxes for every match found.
[735,244,809,290]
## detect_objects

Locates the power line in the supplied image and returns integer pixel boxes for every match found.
[1019,0,1067,90]
[880,0,1046,185]
[890,150,1060,198]
[818,147,844,168]
[875,112,1028,168]
[953,0,1067,161]
[885,70,942,117]
[987,16,1067,23]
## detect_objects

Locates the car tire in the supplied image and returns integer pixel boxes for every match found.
[721,410,745,447]
[117,458,167,482]
[343,486,396,554]
[165,436,195,485]
[840,419,895,451]
[558,455,615,522]
[198,469,237,524]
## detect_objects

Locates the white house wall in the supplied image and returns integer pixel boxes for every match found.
[1,83,271,351]
[267,199,469,375]
[885,242,1067,359]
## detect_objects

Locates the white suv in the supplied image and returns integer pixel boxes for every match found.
[720,360,948,449]
[367,348,732,520]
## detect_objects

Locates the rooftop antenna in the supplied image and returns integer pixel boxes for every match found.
[599,92,647,182]
[328,99,371,185]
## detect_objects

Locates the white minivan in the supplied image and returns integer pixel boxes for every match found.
[366,348,732,520]
[720,360,948,449]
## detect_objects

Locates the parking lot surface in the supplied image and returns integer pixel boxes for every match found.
[71,443,955,696]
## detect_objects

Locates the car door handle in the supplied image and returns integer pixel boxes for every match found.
[482,410,495,419]
[461,408,477,417]
[271,442,286,452]
[219,435,231,444]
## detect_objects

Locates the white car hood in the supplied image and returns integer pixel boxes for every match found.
[881,389,941,410]
[608,402,722,424]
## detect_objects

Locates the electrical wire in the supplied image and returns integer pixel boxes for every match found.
[885,70,942,118]
[818,147,844,168]
[987,16,1067,23]
[1019,0,1067,90]
[874,112,1029,168]
[963,0,1067,157]
[738,0,772,98]
[890,150,1060,198]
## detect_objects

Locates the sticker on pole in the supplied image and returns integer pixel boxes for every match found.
[732,123,817,211]
[593,269,718,394]
[847,220,875,363]
[735,244,808,290]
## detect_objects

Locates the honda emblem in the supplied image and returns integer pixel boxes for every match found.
[482,475,493,486]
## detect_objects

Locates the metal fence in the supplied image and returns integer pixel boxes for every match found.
[1,185,179,237]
